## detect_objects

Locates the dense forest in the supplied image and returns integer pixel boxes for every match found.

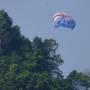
[0,10,90,90]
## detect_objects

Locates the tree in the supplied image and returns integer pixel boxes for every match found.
[0,10,89,90]
[63,70,90,90]
[0,10,21,55]
[0,10,63,90]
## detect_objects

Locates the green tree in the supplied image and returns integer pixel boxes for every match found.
[62,70,90,90]
[0,10,63,90]
[0,10,21,55]
[0,10,90,90]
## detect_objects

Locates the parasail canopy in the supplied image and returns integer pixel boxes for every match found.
[53,12,76,30]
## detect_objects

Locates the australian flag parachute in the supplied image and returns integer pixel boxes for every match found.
[53,12,76,30]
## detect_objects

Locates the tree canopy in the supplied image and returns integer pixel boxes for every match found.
[0,10,89,90]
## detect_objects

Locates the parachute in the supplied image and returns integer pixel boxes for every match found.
[53,12,76,30]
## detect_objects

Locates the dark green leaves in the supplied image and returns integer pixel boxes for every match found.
[0,10,89,90]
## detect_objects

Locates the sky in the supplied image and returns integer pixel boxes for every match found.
[0,0,90,76]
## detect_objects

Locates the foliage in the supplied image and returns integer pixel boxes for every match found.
[61,70,90,90]
[0,10,89,90]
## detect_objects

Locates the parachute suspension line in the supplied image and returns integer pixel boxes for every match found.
[59,40,64,59]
